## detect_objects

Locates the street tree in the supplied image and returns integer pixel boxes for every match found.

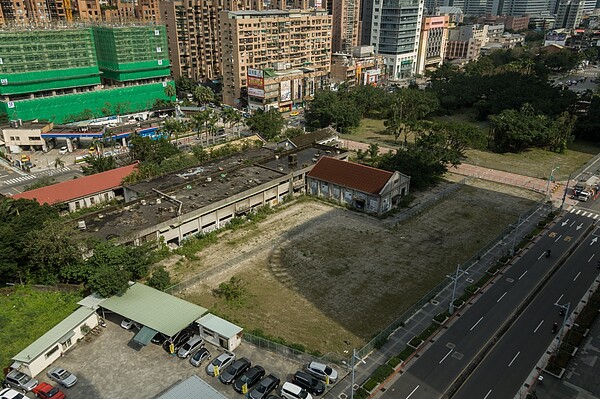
[246,109,285,140]
[193,86,215,106]
[81,155,116,175]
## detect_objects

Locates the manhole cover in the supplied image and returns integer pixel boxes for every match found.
[506,278,514,283]
[339,393,348,399]
[431,300,440,305]
[466,278,474,283]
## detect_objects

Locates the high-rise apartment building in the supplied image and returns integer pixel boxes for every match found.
[416,15,448,74]
[366,0,424,81]
[330,0,361,53]
[487,0,551,17]
[220,9,331,106]
[555,0,584,28]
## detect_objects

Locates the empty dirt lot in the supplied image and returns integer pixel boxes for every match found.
[170,177,543,355]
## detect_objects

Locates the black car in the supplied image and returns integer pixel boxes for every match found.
[219,357,251,384]
[234,365,265,393]
[162,328,194,353]
[151,332,167,345]
[292,371,325,395]
[249,373,280,399]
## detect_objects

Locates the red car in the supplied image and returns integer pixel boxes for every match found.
[32,382,65,399]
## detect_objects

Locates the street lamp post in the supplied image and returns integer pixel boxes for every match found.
[553,302,570,354]
[511,214,522,256]
[561,173,572,211]
[343,347,366,399]
[545,164,560,200]
[449,264,468,314]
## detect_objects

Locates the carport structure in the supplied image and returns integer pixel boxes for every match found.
[99,283,207,346]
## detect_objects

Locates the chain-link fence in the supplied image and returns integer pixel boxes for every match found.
[354,200,550,361]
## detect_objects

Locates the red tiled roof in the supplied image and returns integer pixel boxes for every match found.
[13,163,138,205]
[307,157,393,195]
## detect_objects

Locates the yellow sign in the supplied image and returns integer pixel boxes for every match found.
[214,365,220,377]
[242,383,248,394]
[325,375,330,385]
[169,343,174,354]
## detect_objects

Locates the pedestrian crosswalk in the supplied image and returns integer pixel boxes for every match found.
[570,208,600,220]
[2,167,71,186]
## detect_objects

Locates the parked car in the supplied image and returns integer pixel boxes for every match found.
[2,370,38,392]
[249,374,280,399]
[151,332,167,345]
[120,318,140,330]
[233,365,265,393]
[178,336,204,359]
[206,352,236,376]
[0,388,27,399]
[162,328,195,353]
[47,367,78,388]
[290,111,299,117]
[219,357,251,384]
[189,347,211,367]
[31,382,65,399]
[280,382,313,399]
[58,146,68,155]
[305,362,337,384]
[292,371,325,395]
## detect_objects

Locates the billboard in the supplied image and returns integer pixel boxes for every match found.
[247,68,264,78]
[248,87,265,98]
[248,77,264,88]
[280,80,291,102]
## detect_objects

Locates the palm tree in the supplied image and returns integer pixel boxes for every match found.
[193,86,215,106]
[54,157,65,169]
[206,111,219,146]
[230,112,243,137]
[164,83,176,99]
[191,111,210,139]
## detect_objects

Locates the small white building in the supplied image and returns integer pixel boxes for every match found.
[11,307,99,377]
[196,313,243,352]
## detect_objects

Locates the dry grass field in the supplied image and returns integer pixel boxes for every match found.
[168,178,543,355]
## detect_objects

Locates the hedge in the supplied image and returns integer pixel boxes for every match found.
[354,387,370,399]
[363,378,378,392]
[398,346,416,361]
[371,364,394,383]
[387,356,402,368]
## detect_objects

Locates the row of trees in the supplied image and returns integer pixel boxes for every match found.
[0,196,170,296]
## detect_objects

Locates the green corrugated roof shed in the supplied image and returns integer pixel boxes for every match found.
[12,306,95,363]
[100,283,207,337]
[157,375,227,399]
[196,313,243,338]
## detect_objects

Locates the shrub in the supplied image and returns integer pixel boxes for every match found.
[464,284,478,294]
[387,356,402,368]
[371,364,394,383]
[538,220,548,227]
[409,336,423,348]
[363,378,378,392]
[147,267,171,291]
[475,273,492,288]
[213,276,247,305]
[418,323,439,342]
[434,311,450,323]
[398,346,416,361]
[354,387,370,399]
[564,329,584,347]
[453,298,464,308]
[487,266,499,274]
[547,211,557,219]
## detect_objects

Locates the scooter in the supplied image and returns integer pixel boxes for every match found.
[552,322,559,333]
[546,249,552,258]
[559,308,565,316]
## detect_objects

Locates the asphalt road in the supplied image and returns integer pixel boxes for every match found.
[380,212,595,399]
[453,220,600,399]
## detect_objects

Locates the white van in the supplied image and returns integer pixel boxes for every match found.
[281,382,313,399]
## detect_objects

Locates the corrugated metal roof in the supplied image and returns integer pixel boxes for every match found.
[196,313,243,339]
[77,293,106,310]
[157,375,227,399]
[100,283,207,337]
[13,307,95,363]
[307,157,394,195]
[12,163,137,205]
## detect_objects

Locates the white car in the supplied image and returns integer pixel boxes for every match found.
[206,352,236,376]
[120,318,140,330]
[58,146,68,155]
[0,388,26,399]
[305,362,338,384]
[47,367,78,388]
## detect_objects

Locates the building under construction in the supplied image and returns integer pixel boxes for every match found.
[0,25,174,123]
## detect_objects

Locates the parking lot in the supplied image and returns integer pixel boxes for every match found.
[34,314,311,399]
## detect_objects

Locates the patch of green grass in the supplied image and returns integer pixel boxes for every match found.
[464,140,600,181]
[340,118,405,148]
[0,286,83,369]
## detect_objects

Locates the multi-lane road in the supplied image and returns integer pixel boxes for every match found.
[381,211,599,399]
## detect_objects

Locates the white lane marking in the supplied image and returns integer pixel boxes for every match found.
[518,271,527,280]
[555,234,562,242]
[406,385,420,399]
[470,317,483,331]
[439,349,453,364]
[582,212,589,217]
[589,254,595,262]
[538,252,546,260]
[557,294,564,303]
[484,389,493,399]
[574,272,581,281]
[576,210,582,215]
[570,208,575,213]
[570,220,576,227]
[595,215,599,220]
[497,292,507,302]
[534,320,544,333]
[508,351,520,367]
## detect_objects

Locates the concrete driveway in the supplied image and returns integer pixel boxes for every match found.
[35,315,307,399]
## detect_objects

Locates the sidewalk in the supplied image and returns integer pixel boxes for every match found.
[324,200,552,399]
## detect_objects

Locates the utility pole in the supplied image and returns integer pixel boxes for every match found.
[561,173,572,211]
